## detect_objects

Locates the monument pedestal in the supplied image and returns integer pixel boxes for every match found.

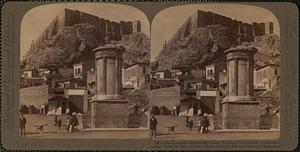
[91,97,128,128]
[222,96,259,129]
[222,46,259,130]
[90,45,129,128]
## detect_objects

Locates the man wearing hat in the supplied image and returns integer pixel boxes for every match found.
[19,114,27,136]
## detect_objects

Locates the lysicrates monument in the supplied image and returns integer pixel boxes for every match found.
[90,44,128,128]
[222,45,259,129]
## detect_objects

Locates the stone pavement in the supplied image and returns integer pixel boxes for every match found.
[26,129,279,140]
[23,114,279,140]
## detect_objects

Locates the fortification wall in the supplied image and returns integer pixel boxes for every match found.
[132,20,141,33]
[167,10,273,46]
[32,9,141,48]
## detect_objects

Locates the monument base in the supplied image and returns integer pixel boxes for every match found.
[90,99,128,128]
[222,96,259,129]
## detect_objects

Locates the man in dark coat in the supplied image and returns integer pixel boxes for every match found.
[19,114,27,136]
[202,113,210,133]
[149,115,158,139]
[198,114,205,133]
[70,112,79,132]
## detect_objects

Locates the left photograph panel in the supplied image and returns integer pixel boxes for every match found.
[19,3,151,139]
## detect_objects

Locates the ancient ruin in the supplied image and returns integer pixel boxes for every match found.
[168,10,273,45]
[90,44,128,128]
[31,8,141,47]
[222,45,259,129]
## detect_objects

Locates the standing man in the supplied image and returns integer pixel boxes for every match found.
[203,113,210,133]
[54,115,58,126]
[198,114,204,133]
[69,112,79,132]
[172,105,176,116]
[19,114,27,136]
[149,115,158,139]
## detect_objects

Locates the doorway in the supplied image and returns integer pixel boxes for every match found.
[193,102,199,115]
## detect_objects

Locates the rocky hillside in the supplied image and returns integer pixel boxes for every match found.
[254,34,280,67]
[152,25,279,71]
[21,23,150,70]
[119,32,150,67]
[153,25,237,71]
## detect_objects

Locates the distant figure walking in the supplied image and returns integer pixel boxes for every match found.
[202,113,210,133]
[66,116,71,131]
[69,112,79,132]
[54,115,58,126]
[57,119,62,130]
[185,116,189,128]
[19,114,27,136]
[198,114,204,133]
[189,118,193,131]
[186,116,193,131]
[149,115,158,139]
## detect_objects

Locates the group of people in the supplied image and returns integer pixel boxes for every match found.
[149,112,210,139]
[197,113,210,133]
[54,112,79,132]
[186,113,210,133]
[18,111,80,136]
[53,113,80,132]
[66,112,79,132]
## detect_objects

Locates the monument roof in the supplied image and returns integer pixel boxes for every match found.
[225,43,257,54]
[93,44,125,52]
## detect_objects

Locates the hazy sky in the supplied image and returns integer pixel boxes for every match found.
[151,4,280,61]
[20,3,150,59]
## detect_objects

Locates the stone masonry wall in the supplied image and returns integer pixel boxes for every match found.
[168,10,273,46]
[33,8,141,47]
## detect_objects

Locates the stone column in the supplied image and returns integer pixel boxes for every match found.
[228,59,238,96]
[116,53,123,95]
[90,44,128,128]
[222,46,259,129]
[248,60,254,96]
[96,57,106,95]
[106,57,116,95]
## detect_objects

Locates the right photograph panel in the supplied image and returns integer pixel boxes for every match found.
[150,4,280,140]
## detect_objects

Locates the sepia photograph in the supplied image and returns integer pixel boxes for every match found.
[150,4,280,140]
[1,1,298,150]
[19,3,151,139]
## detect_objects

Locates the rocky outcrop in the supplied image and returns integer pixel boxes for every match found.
[168,10,273,46]
[254,34,280,67]
[21,23,150,70]
[154,25,236,71]
[119,32,150,66]
[152,10,278,71]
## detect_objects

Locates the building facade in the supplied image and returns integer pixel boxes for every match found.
[254,64,280,90]
[72,61,95,82]
[122,63,150,89]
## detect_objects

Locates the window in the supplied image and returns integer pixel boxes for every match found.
[274,68,278,75]
[143,67,146,74]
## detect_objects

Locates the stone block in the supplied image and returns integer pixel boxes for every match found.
[222,101,259,129]
[91,100,128,128]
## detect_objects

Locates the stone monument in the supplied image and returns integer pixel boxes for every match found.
[90,44,128,128]
[222,45,259,129]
